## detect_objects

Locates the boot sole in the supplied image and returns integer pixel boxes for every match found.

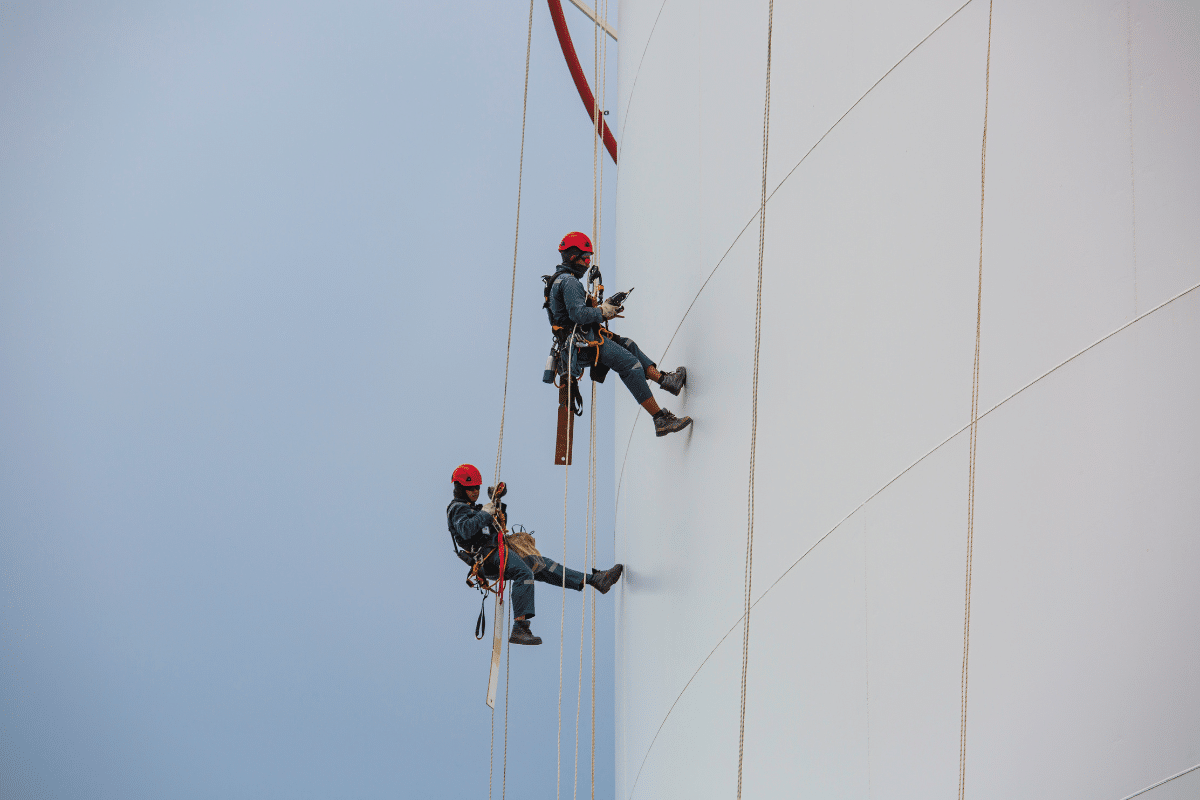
[509,637,543,645]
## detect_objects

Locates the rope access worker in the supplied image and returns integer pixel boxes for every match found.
[547,232,692,437]
[446,464,624,645]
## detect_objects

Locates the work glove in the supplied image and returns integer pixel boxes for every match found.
[599,298,622,320]
[482,500,497,517]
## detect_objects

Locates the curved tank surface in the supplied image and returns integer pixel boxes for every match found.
[611,1,1200,797]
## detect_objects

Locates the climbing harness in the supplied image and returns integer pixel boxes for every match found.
[545,262,620,465]
[445,486,510,640]
[542,265,611,377]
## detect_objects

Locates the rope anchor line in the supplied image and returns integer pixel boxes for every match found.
[490,4,536,800]
[560,3,610,799]
[959,3,994,799]
[737,2,774,798]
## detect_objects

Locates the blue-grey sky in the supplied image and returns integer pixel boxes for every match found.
[1,2,620,797]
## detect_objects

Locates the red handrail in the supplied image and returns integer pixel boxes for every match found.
[547,0,618,164]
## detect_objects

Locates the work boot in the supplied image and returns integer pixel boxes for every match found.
[509,619,542,646]
[657,366,687,396]
[654,409,693,437]
[588,564,624,594]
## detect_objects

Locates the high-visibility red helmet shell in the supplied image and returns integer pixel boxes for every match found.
[558,231,593,254]
[452,464,482,487]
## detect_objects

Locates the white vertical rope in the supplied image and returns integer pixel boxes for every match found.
[588,374,600,800]
[737,2,774,798]
[570,9,607,799]
[959,3,993,799]
[489,662,496,800]
[589,487,598,800]
[568,381,592,800]
[558,448,570,800]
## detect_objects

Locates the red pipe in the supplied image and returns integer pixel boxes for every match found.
[546,0,618,164]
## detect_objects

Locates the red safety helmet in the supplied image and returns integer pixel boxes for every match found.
[451,463,482,487]
[558,231,593,255]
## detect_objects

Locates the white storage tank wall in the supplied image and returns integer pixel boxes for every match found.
[612,1,1200,798]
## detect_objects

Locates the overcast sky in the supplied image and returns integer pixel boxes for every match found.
[1,2,621,797]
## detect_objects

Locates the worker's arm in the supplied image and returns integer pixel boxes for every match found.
[561,276,604,327]
[447,503,497,550]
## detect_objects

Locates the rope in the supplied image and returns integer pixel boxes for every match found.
[568,383,592,800]
[501,600,512,800]
[587,379,600,799]
[489,666,496,800]
[573,13,607,797]
[592,6,607,797]
[959,4,992,798]
[557,423,571,800]
[492,7,534,800]
[737,3,773,797]
[590,408,599,800]
[1118,761,1200,800]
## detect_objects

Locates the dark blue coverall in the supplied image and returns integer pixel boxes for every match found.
[546,265,658,403]
[445,498,585,620]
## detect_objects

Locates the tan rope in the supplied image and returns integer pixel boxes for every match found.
[959,3,992,798]
[493,0,536,487]
[592,4,608,797]
[489,668,496,800]
[737,2,773,797]
[558,436,570,800]
[501,599,512,800]
[590,417,599,800]
[573,381,595,800]
[588,375,600,799]
[491,8,534,800]
[573,11,606,797]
